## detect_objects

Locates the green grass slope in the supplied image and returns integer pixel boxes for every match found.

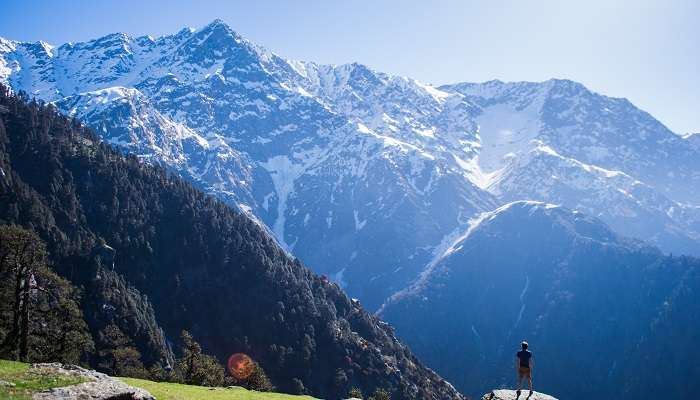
[0,360,316,400]
[120,377,317,400]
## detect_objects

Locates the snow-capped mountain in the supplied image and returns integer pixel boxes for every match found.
[444,80,700,203]
[442,80,700,254]
[1,20,699,309]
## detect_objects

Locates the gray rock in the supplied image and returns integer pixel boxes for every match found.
[30,363,154,400]
[30,362,108,380]
[0,379,16,387]
[481,389,558,400]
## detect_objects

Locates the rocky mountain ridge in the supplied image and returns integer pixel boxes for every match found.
[2,19,699,308]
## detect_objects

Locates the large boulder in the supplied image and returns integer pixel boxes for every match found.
[30,363,154,400]
[481,389,558,400]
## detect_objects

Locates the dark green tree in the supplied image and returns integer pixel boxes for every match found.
[246,363,274,392]
[349,387,364,399]
[176,330,225,386]
[0,225,93,363]
[97,323,149,378]
[26,267,94,364]
[370,388,390,400]
[0,225,46,361]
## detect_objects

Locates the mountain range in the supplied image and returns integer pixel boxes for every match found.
[2,20,700,399]
[2,20,699,312]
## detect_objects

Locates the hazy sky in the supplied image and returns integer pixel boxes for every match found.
[2,0,698,134]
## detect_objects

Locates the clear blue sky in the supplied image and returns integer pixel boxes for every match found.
[2,0,698,134]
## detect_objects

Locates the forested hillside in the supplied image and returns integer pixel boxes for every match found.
[0,85,464,400]
[380,202,700,399]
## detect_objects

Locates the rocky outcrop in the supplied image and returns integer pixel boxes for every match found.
[481,389,558,400]
[30,363,154,400]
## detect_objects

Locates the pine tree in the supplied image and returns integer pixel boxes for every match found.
[0,225,93,363]
[176,330,224,386]
[370,388,390,400]
[0,225,46,361]
[246,363,273,392]
[349,387,364,399]
[97,323,148,378]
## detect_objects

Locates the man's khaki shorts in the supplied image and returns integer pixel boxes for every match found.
[519,367,531,378]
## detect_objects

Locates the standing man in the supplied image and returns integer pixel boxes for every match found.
[516,341,533,394]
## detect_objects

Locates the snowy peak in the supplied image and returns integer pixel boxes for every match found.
[444,78,700,206]
[441,79,556,110]
[175,19,253,63]
[0,37,17,53]
[201,18,233,32]
[66,31,133,53]
[293,59,476,165]
[0,20,277,102]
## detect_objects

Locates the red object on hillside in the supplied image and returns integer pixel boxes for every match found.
[227,353,255,380]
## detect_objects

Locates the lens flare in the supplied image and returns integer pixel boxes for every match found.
[227,353,255,380]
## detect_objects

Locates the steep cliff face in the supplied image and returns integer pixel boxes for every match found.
[380,201,700,399]
[0,87,464,400]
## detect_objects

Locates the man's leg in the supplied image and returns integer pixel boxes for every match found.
[527,372,533,392]
[517,370,523,392]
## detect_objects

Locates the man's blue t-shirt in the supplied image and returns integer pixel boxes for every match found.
[517,350,532,368]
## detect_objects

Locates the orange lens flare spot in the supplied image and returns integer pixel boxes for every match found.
[227,353,255,380]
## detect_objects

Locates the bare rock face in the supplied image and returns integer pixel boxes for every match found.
[481,389,558,400]
[30,363,154,400]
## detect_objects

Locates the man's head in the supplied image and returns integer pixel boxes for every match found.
[521,341,528,350]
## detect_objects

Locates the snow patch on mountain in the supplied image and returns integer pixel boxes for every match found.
[511,275,530,335]
[353,210,367,231]
[260,155,305,251]
[473,102,542,174]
